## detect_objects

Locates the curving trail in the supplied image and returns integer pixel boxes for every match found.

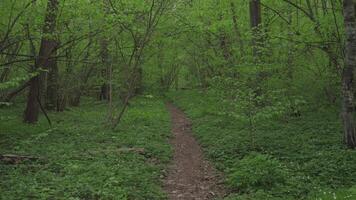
[164,103,225,200]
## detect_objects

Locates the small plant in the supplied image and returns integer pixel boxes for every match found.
[307,186,356,200]
[227,153,288,192]
[225,190,285,200]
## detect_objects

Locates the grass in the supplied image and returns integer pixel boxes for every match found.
[0,96,171,200]
[167,89,356,200]
[2,90,356,200]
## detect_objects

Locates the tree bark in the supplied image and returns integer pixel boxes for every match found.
[249,0,262,59]
[341,0,356,148]
[230,2,245,57]
[99,0,111,101]
[24,0,59,123]
[45,40,59,111]
[24,76,41,123]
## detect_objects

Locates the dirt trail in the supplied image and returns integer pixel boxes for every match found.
[164,103,225,200]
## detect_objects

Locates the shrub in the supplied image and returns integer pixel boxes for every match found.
[307,186,356,200]
[225,190,287,200]
[227,153,287,192]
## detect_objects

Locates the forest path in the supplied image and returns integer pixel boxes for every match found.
[164,103,225,200]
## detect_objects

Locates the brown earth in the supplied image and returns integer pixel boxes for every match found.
[164,103,226,200]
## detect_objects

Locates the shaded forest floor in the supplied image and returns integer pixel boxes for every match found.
[0,97,172,199]
[1,91,356,199]
[167,90,356,200]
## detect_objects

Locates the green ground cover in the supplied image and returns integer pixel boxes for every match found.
[167,90,356,200]
[0,97,171,200]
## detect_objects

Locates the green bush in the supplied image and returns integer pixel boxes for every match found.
[227,153,288,192]
[225,190,287,200]
[307,186,356,200]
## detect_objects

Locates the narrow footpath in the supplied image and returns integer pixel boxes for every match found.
[164,103,225,200]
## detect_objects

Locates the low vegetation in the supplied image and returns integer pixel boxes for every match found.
[1,0,356,199]
[0,97,171,199]
[167,90,356,199]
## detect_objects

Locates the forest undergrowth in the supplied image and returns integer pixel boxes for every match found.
[0,97,171,200]
[1,0,356,199]
[167,90,356,200]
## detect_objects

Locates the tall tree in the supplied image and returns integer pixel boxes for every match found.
[99,0,111,101]
[24,0,59,123]
[341,0,356,148]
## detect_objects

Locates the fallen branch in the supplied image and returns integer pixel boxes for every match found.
[87,147,146,157]
[0,154,40,164]
[117,147,145,154]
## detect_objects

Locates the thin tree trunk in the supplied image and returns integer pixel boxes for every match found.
[108,63,113,122]
[100,0,110,101]
[249,0,262,59]
[341,0,356,148]
[230,2,245,57]
[100,39,110,101]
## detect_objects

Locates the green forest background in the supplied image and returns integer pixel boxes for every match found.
[1,0,356,199]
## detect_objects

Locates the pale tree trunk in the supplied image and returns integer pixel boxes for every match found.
[342,0,356,148]
[24,0,59,123]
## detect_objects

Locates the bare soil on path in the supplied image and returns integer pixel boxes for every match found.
[164,103,226,200]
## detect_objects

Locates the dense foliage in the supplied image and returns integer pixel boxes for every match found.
[1,0,356,199]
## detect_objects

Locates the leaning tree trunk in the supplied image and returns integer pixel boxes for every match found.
[341,0,356,148]
[24,0,59,123]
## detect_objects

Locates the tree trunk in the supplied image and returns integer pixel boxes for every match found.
[230,2,245,57]
[219,32,232,61]
[24,76,41,123]
[45,41,59,111]
[24,0,59,123]
[99,0,110,101]
[249,0,262,59]
[341,0,356,148]
[100,38,110,100]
